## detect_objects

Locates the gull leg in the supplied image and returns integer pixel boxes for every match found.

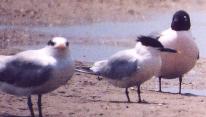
[137,84,141,103]
[27,96,35,117]
[158,76,162,92]
[125,88,131,103]
[37,94,43,117]
[179,76,183,94]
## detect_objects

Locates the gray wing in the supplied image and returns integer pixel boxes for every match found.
[0,58,53,88]
[99,55,138,80]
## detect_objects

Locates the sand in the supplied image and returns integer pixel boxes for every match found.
[0,59,206,117]
[0,0,206,117]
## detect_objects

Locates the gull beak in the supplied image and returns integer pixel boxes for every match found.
[177,50,181,54]
[55,44,66,49]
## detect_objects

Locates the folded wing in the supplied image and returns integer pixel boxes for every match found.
[97,54,139,80]
[0,58,53,88]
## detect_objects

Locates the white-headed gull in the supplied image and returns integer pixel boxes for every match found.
[0,37,74,117]
[88,35,178,103]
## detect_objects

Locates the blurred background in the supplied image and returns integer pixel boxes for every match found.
[1,1,206,117]
[0,0,205,61]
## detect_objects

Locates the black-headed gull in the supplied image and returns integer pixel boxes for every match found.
[157,10,199,94]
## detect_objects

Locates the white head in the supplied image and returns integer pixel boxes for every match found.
[47,37,70,57]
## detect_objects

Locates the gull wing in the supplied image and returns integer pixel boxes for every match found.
[99,52,139,80]
[0,56,53,88]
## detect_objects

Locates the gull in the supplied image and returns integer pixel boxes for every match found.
[84,35,178,103]
[157,10,199,94]
[0,37,74,117]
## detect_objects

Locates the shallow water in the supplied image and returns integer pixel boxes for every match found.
[12,43,128,62]
[161,87,206,97]
[70,44,128,62]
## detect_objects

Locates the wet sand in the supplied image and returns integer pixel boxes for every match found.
[0,0,206,117]
[0,59,206,117]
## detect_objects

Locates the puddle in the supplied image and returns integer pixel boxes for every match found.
[160,87,206,96]
[70,44,128,62]
[0,10,206,60]
[12,43,128,62]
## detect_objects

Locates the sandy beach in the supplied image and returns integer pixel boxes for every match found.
[0,0,206,117]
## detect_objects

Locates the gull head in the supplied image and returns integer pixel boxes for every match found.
[47,37,71,57]
[171,10,191,31]
[48,37,69,50]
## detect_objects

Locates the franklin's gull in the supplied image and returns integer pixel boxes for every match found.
[157,10,199,94]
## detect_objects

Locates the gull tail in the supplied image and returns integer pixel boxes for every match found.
[75,66,96,75]
[75,66,103,81]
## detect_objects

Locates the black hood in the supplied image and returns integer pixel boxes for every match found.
[171,10,191,31]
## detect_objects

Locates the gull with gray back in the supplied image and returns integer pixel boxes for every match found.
[0,37,74,117]
[89,36,178,103]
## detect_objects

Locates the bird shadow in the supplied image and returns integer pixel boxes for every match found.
[182,93,200,97]
[109,100,138,104]
[88,99,165,105]
[152,90,200,97]
[109,100,165,105]
[0,114,30,117]
[0,114,68,117]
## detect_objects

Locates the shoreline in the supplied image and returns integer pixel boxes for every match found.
[0,1,206,117]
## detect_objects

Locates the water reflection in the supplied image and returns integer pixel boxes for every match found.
[160,87,206,96]
[12,43,129,62]
[70,44,128,62]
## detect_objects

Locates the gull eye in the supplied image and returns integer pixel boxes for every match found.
[47,40,55,46]
[66,42,69,46]
[184,15,188,21]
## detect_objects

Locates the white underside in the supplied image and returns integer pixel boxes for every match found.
[93,46,162,88]
[158,28,199,79]
[0,46,75,96]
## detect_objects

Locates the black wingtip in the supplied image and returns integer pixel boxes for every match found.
[136,35,163,48]
[136,35,160,42]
